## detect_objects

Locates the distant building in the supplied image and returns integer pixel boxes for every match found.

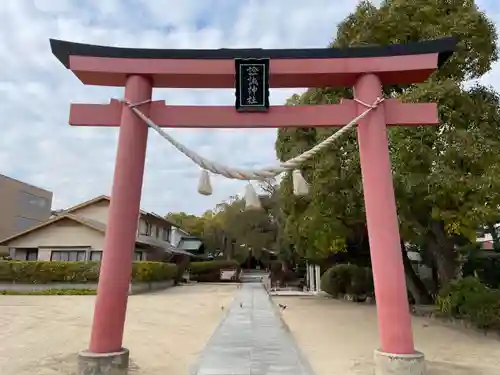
[177,236,206,255]
[0,195,196,262]
[0,174,53,241]
[476,225,500,250]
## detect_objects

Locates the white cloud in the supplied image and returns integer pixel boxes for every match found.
[0,0,498,215]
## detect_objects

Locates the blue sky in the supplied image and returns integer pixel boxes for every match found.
[0,0,499,216]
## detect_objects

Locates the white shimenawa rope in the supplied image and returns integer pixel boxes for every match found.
[121,97,384,181]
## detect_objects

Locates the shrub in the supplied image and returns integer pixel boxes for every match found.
[347,266,374,297]
[188,260,240,282]
[436,276,489,317]
[0,289,96,295]
[0,261,177,284]
[462,255,500,289]
[131,262,177,282]
[436,276,500,330]
[189,260,239,274]
[320,264,373,300]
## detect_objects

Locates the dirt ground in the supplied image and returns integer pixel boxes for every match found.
[0,284,237,375]
[273,295,500,375]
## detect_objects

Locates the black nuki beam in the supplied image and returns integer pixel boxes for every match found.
[235,58,270,112]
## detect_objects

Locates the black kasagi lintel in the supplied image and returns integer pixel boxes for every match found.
[235,58,270,112]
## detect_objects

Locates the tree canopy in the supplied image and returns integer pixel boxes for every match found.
[167,1,500,300]
[166,192,280,262]
[275,0,500,289]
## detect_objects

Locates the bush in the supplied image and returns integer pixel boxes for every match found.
[462,255,500,289]
[189,260,239,274]
[131,262,177,282]
[0,289,96,295]
[188,260,240,282]
[436,277,500,330]
[321,264,373,300]
[0,261,177,284]
[172,256,191,284]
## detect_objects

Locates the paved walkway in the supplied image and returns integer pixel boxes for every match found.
[190,283,315,375]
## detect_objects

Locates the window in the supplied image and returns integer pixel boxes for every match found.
[90,251,103,261]
[13,248,38,261]
[26,250,38,261]
[90,251,140,262]
[140,221,152,236]
[51,250,86,261]
[156,226,160,238]
[162,228,170,242]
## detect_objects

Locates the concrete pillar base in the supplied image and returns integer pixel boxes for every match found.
[78,348,129,375]
[374,349,426,375]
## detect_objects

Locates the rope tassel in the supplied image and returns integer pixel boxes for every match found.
[292,169,309,196]
[244,183,262,210]
[197,170,213,196]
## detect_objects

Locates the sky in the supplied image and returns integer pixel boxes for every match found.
[0,0,499,216]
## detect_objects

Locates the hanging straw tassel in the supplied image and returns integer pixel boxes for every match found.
[197,169,213,196]
[292,169,309,196]
[244,183,262,210]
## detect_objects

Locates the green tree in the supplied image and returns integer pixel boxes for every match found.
[214,196,278,260]
[167,193,280,262]
[165,212,206,237]
[275,0,499,300]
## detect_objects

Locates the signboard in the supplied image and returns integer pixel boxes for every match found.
[235,58,270,112]
[220,269,237,281]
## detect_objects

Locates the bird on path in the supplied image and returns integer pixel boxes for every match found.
[278,303,287,311]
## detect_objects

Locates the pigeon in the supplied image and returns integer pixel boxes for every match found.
[278,303,287,311]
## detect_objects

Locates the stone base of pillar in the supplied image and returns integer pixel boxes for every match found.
[374,349,425,375]
[78,348,129,375]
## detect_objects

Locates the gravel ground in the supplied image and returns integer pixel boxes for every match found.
[273,295,500,375]
[0,284,237,375]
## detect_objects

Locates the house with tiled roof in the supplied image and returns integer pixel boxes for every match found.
[0,195,196,262]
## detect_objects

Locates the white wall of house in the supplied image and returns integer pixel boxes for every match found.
[137,216,173,243]
[6,219,104,250]
[70,199,186,249]
[4,217,149,262]
[6,218,103,261]
[3,197,188,262]
[170,226,189,246]
[70,200,110,224]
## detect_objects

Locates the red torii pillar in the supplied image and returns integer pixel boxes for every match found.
[50,37,455,375]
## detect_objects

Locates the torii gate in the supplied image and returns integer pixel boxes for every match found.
[50,37,455,375]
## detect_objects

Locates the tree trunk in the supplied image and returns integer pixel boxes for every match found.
[430,256,440,295]
[400,242,433,305]
[428,221,459,287]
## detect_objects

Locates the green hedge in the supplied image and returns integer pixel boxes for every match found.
[188,260,239,274]
[462,255,500,289]
[188,260,240,282]
[0,289,97,295]
[0,261,177,284]
[436,276,500,330]
[320,264,374,301]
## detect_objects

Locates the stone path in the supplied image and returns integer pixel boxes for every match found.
[190,282,315,375]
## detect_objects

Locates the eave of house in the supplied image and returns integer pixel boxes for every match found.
[0,213,105,245]
[0,212,195,257]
